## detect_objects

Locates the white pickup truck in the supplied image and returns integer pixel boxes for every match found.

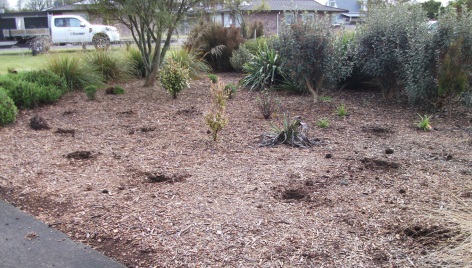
[3,15,120,51]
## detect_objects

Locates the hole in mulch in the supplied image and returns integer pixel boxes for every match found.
[460,191,472,198]
[361,157,400,170]
[66,151,93,160]
[402,225,460,247]
[62,110,76,116]
[361,125,393,136]
[281,189,307,200]
[30,115,50,130]
[54,128,75,136]
[117,110,134,115]
[176,106,202,116]
[145,172,190,183]
[129,127,156,134]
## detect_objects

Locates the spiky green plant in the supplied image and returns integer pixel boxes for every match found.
[240,42,282,91]
[417,114,432,131]
[208,74,218,84]
[127,48,146,78]
[337,104,348,117]
[317,118,330,128]
[224,83,237,99]
[261,114,313,148]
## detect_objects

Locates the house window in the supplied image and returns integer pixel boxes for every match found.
[285,14,295,25]
[302,13,315,22]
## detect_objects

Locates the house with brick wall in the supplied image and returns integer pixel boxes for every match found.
[216,0,347,36]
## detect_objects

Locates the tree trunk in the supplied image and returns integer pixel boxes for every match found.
[305,78,318,103]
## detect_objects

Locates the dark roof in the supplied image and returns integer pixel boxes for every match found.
[46,4,86,11]
[221,0,347,13]
[0,11,46,18]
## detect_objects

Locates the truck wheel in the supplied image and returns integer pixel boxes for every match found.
[93,34,110,51]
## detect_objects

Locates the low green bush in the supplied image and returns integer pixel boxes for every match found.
[160,59,189,99]
[15,70,67,93]
[84,85,98,100]
[0,87,18,126]
[230,45,253,72]
[0,75,62,108]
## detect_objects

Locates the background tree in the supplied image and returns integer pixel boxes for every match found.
[421,0,442,19]
[449,0,472,12]
[92,0,204,87]
[24,0,54,11]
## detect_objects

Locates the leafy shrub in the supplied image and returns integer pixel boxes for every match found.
[403,6,472,107]
[240,42,282,91]
[127,48,146,78]
[257,89,279,119]
[0,87,18,126]
[85,51,131,82]
[274,15,351,102]
[208,74,219,84]
[357,4,427,99]
[160,59,189,99]
[84,85,98,100]
[230,45,253,72]
[170,48,211,80]
[224,83,237,99]
[205,82,228,141]
[15,70,67,93]
[243,37,268,55]
[184,21,244,72]
[113,85,125,95]
[0,75,63,108]
[46,54,104,91]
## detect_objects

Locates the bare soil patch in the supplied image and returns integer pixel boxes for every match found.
[1,73,471,267]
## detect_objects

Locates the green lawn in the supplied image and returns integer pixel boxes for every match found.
[0,53,45,75]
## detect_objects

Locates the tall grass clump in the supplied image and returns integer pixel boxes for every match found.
[46,54,104,91]
[184,21,244,72]
[127,48,146,78]
[85,51,131,82]
[169,48,211,80]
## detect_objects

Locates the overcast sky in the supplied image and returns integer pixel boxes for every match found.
[5,0,454,10]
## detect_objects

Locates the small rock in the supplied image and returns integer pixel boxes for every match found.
[399,189,406,194]
[102,189,109,194]
[340,180,349,186]
[385,148,394,154]
[325,153,333,159]
[30,115,50,130]
[446,154,453,161]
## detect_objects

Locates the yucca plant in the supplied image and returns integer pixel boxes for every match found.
[240,42,282,91]
[317,118,330,128]
[85,51,131,82]
[261,114,313,148]
[46,54,104,91]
